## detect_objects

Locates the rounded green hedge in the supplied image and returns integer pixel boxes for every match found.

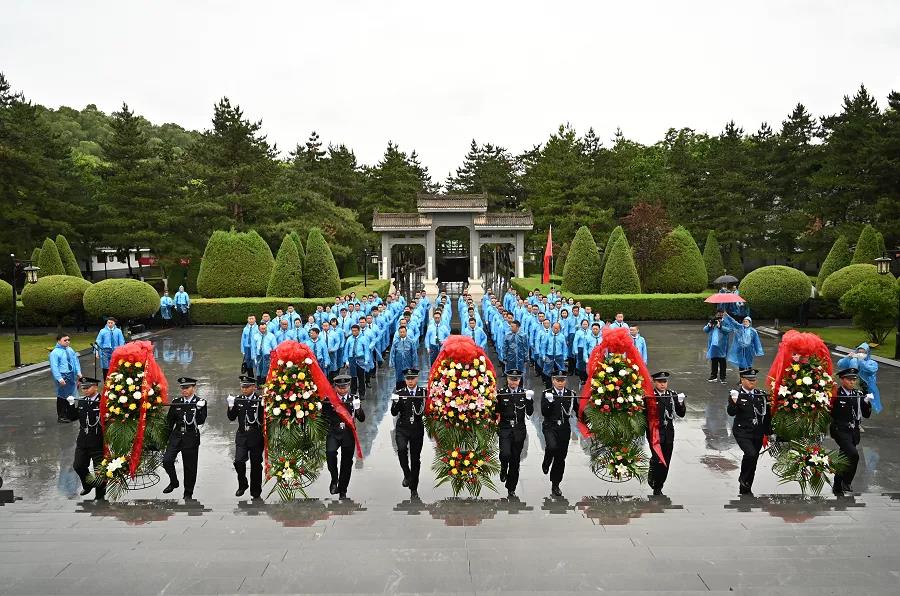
[267,235,305,297]
[303,228,341,298]
[820,263,893,302]
[38,238,66,277]
[21,275,92,317]
[739,265,811,317]
[816,234,850,291]
[645,226,707,293]
[55,234,83,278]
[851,224,880,265]
[562,227,601,294]
[83,278,159,320]
[702,230,725,284]
[0,279,12,315]
[600,235,641,294]
[196,230,275,297]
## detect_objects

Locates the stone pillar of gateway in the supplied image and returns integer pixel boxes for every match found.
[372,194,533,302]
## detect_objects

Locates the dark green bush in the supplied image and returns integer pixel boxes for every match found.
[554,242,570,277]
[267,235,305,297]
[599,225,625,274]
[600,235,641,294]
[38,238,65,277]
[645,226,707,293]
[875,230,886,256]
[0,279,12,315]
[83,278,160,320]
[303,228,341,298]
[725,241,744,279]
[840,275,898,344]
[702,230,725,284]
[562,227,601,294]
[851,224,880,265]
[290,231,305,269]
[21,275,92,321]
[166,258,201,294]
[30,247,42,267]
[820,264,892,302]
[196,230,275,297]
[816,235,851,291]
[55,234,83,278]
[739,265,812,317]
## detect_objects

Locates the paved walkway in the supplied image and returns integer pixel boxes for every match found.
[1,324,898,594]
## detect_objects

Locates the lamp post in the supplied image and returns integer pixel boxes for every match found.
[362,248,382,287]
[9,254,41,369]
[874,255,898,360]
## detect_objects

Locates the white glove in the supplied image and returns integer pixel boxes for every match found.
[729,389,739,402]
[525,390,535,400]
[677,393,686,403]
[352,398,361,409]
[67,396,75,405]
[391,393,399,402]
[865,393,875,403]
[197,400,206,408]
[544,392,554,403]
[227,395,235,407]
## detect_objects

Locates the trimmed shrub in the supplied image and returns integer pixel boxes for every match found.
[875,230,886,257]
[303,228,341,298]
[600,235,641,294]
[0,279,12,315]
[21,275,92,323]
[83,278,160,321]
[290,231,305,269]
[166,258,201,294]
[816,234,851,291]
[554,242,570,277]
[840,276,899,344]
[725,241,745,279]
[702,231,725,285]
[30,247,42,266]
[645,226,707,293]
[851,224,880,265]
[196,230,275,298]
[38,238,65,277]
[739,265,811,318]
[820,264,893,302]
[55,234,83,278]
[562,227,601,294]
[600,225,626,274]
[267,235,305,297]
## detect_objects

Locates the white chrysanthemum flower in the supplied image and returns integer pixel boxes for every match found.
[316,402,322,409]
[125,378,133,385]
[479,365,486,372]
[616,397,624,403]
[615,463,628,476]
[594,399,602,405]
[272,407,282,416]
[794,392,804,399]
[445,390,453,397]
[147,389,154,396]
[605,367,614,373]
[278,359,284,365]
[778,386,790,396]
[118,396,128,404]
[304,358,312,365]
[619,369,629,376]
[131,391,142,399]
[282,466,295,479]
[297,409,305,418]
[802,377,813,385]
[632,364,639,370]
[107,457,126,472]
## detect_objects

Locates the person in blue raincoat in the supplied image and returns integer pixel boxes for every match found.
[704,311,732,383]
[159,291,174,326]
[240,315,257,377]
[174,285,191,327]
[461,317,488,349]
[539,322,568,389]
[837,343,881,413]
[344,324,372,397]
[424,311,450,365]
[630,325,648,365]
[307,327,331,371]
[95,317,125,379]
[389,325,419,389]
[254,322,278,384]
[502,320,529,374]
[579,323,603,384]
[723,314,764,371]
[50,333,82,423]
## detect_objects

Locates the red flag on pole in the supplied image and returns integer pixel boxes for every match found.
[542,225,553,284]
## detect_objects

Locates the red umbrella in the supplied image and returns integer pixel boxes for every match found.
[704,293,746,304]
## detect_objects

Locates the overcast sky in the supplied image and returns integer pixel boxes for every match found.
[3,0,899,181]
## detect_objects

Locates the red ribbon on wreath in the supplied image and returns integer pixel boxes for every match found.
[577,327,666,466]
[99,340,169,477]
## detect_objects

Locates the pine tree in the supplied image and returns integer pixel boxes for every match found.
[645,226,707,293]
[875,231,886,257]
[702,230,725,284]
[726,241,745,279]
[852,224,881,264]
[289,231,305,268]
[55,234,82,278]
[817,235,851,290]
[562,227,602,294]
[359,142,437,227]
[303,228,341,297]
[38,238,65,277]
[267,236,304,297]
[446,140,520,210]
[600,235,641,294]
[554,243,569,277]
[600,226,626,274]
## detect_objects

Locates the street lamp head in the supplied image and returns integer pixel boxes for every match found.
[24,264,40,284]
[874,256,892,275]
[370,254,379,265]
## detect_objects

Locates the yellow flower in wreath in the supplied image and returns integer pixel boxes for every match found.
[451,468,459,475]
[298,372,306,380]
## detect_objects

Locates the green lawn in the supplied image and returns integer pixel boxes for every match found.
[0,332,96,373]
[786,326,896,358]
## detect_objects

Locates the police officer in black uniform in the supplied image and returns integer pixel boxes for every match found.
[541,368,578,497]
[65,377,105,500]
[497,370,535,498]
[162,377,208,499]
[647,371,686,496]
[324,374,365,499]
[390,368,426,499]
[227,375,264,498]
[727,368,772,495]
[831,367,873,496]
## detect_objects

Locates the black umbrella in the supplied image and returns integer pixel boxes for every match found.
[714,274,739,285]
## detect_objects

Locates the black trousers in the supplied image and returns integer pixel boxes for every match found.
[542,423,570,484]
[56,398,68,419]
[735,433,764,489]
[396,427,424,491]
[349,360,367,397]
[710,357,727,380]
[499,429,526,491]
[648,431,675,490]
[326,430,356,493]
[73,446,105,498]
[234,428,264,497]
[162,436,199,495]
[831,425,861,489]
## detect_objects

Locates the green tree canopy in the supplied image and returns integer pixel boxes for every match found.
[38,238,65,277]
[303,228,341,298]
[600,225,626,275]
[562,227,602,293]
[267,235,304,297]
[600,235,641,294]
[816,234,851,290]
[702,230,725,284]
[55,234,82,278]
[645,226,708,293]
[851,224,881,264]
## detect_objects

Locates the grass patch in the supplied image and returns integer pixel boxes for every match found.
[786,326,896,358]
[0,332,96,373]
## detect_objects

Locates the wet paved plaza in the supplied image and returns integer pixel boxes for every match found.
[1,323,899,595]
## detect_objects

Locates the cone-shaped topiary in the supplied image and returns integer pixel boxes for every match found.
[21,275,92,326]
[303,228,341,298]
[739,265,812,318]
[726,241,745,279]
[816,234,851,291]
[196,230,275,298]
[0,279,12,315]
[875,231,886,257]
[600,225,626,275]
[554,242,569,277]
[55,234,83,278]
[290,231,305,269]
[820,264,894,302]
[267,235,305,297]
[851,224,880,265]
[38,238,65,277]
[83,278,160,321]
[562,228,601,293]
[600,235,641,294]
[702,230,725,285]
[30,247,42,266]
[644,226,708,293]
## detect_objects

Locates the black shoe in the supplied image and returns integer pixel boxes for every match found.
[183,493,193,500]
[738,482,752,495]
[402,476,410,488]
[410,490,419,500]
[329,481,338,495]
[542,460,550,475]
[832,484,844,497]
[58,417,72,423]
[250,494,262,500]
[551,484,562,497]
[842,482,854,494]
[162,481,179,494]
[507,490,517,499]
[80,487,93,496]
[339,492,347,500]
[652,488,663,496]
[235,482,248,497]
[719,378,727,384]
[706,376,717,383]
[499,467,507,483]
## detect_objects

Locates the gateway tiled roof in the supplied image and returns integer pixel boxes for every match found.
[474,212,534,230]
[417,193,488,212]
[371,212,432,231]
